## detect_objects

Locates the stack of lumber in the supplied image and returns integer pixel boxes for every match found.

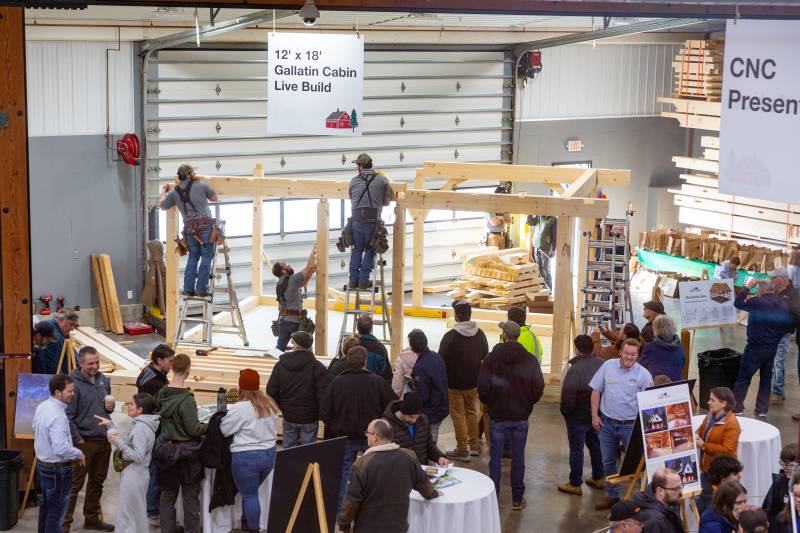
[672,39,723,102]
[70,326,145,375]
[448,248,549,310]
[90,254,124,334]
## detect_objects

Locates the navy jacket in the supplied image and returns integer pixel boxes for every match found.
[698,506,736,533]
[735,288,794,346]
[478,341,544,422]
[639,335,685,382]
[411,349,449,425]
[35,319,77,375]
[560,353,604,424]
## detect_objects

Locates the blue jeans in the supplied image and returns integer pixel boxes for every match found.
[230,448,276,530]
[338,438,368,510]
[37,462,72,533]
[488,418,528,502]
[146,459,160,517]
[565,418,604,487]
[276,319,300,352]
[734,342,779,414]
[599,415,634,498]
[772,333,792,397]
[283,421,318,449]
[348,219,376,285]
[184,225,215,293]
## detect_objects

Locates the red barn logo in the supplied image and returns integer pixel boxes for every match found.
[325,108,351,129]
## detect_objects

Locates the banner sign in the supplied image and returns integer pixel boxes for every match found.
[719,20,800,203]
[268,32,364,136]
[637,383,700,492]
[679,279,736,329]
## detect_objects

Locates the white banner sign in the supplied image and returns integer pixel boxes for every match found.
[679,279,736,329]
[268,32,364,136]
[637,383,700,492]
[719,20,800,203]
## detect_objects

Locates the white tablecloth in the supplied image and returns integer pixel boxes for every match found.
[408,467,500,533]
[692,414,781,505]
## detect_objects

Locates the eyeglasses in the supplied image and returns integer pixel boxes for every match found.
[662,485,683,493]
[364,431,378,437]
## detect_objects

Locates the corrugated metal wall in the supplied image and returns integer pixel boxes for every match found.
[518,43,678,120]
[26,41,135,137]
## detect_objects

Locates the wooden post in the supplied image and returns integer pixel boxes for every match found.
[391,205,406,361]
[252,163,265,298]
[315,200,329,357]
[165,208,180,344]
[551,215,576,376]
[411,174,425,308]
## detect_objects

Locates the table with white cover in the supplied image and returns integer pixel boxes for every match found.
[408,467,501,533]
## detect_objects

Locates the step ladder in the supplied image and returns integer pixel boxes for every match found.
[337,254,391,354]
[173,222,249,348]
[580,216,634,335]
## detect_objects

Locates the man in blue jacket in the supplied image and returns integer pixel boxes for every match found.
[733,278,794,417]
[409,329,448,444]
[36,311,80,374]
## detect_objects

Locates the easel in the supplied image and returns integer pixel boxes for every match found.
[18,339,78,518]
[678,489,702,532]
[285,462,328,533]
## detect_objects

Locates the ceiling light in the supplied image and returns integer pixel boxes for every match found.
[298,0,319,27]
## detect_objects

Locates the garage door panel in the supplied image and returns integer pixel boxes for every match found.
[153,101,267,117]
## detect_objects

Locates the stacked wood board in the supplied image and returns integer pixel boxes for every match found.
[90,254,124,334]
[448,248,549,310]
[672,40,723,102]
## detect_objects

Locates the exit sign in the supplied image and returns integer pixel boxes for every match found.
[566,139,583,152]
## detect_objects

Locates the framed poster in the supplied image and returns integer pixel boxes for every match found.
[679,279,737,329]
[15,373,52,439]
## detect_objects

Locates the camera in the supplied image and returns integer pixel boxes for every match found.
[298,0,319,26]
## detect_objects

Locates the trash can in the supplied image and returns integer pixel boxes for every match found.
[0,450,24,531]
[697,348,742,410]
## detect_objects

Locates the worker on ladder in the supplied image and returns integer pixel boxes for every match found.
[348,153,392,290]
[159,163,219,297]
[272,246,317,352]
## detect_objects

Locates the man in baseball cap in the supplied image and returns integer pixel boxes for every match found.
[177,163,197,179]
[606,500,644,532]
[641,300,665,343]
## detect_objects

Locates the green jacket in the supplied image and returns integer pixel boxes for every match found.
[527,215,557,253]
[502,325,543,362]
[155,386,207,442]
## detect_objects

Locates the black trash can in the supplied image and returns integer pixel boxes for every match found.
[697,348,742,410]
[0,450,24,531]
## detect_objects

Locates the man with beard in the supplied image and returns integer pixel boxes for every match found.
[630,468,684,533]
[271,246,317,352]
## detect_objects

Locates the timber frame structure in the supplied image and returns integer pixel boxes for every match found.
[164,161,629,382]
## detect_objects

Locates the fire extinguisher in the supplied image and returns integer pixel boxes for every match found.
[116,133,141,166]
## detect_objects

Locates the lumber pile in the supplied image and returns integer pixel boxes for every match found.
[70,326,145,374]
[448,248,549,310]
[90,254,124,334]
[672,39,723,102]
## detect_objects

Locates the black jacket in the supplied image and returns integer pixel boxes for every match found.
[438,323,489,390]
[320,368,397,439]
[477,341,544,422]
[359,334,393,382]
[560,353,604,424]
[136,363,169,397]
[763,471,790,533]
[631,488,684,533]
[642,320,655,343]
[411,349,449,425]
[199,411,237,511]
[266,349,330,424]
[382,400,444,465]
[327,355,347,382]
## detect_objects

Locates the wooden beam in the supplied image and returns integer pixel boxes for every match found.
[203,175,406,200]
[550,215,576,376]
[657,97,722,117]
[417,162,630,187]
[98,254,124,334]
[315,200,329,357]
[562,169,598,200]
[399,189,609,218]
[672,156,719,174]
[165,208,180,344]
[251,165,264,297]
[411,173,425,308]
[661,111,721,131]
[90,254,111,331]
[390,204,406,362]
[700,136,720,149]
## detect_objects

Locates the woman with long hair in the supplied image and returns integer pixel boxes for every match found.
[220,369,280,533]
[699,479,749,532]
[696,387,742,513]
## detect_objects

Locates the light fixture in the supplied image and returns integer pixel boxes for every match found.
[298,0,319,27]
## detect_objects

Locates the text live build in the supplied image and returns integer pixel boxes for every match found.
[273,48,358,93]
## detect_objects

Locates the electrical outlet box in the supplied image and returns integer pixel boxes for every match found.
[72,250,80,259]
[127,290,133,299]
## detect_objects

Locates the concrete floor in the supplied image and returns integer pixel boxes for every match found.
[15,292,800,532]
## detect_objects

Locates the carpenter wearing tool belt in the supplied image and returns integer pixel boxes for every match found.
[348,153,392,290]
[271,246,317,352]
[484,184,512,250]
[159,163,219,297]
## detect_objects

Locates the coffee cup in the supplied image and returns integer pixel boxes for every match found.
[104,394,115,412]
[106,427,119,440]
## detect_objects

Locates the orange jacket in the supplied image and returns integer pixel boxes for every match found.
[591,329,645,360]
[695,410,741,473]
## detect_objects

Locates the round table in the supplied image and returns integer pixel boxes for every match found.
[692,414,781,505]
[408,467,500,533]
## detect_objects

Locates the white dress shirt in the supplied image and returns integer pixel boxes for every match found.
[33,397,83,463]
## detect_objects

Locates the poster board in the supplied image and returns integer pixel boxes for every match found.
[679,279,736,329]
[267,437,346,533]
[637,383,701,492]
[14,373,52,439]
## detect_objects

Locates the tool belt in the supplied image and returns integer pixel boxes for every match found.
[176,217,224,256]
[352,207,379,223]
[279,309,302,318]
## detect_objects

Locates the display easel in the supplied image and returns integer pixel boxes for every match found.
[678,489,702,532]
[285,462,328,533]
[606,456,647,500]
[18,339,78,518]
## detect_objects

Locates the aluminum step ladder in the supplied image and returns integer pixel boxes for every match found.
[337,253,391,354]
[580,217,634,335]
[173,221,249,348]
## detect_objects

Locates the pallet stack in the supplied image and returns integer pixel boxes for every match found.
[90,254,124,334]
[673,39,724,102]
[448,248,549,310]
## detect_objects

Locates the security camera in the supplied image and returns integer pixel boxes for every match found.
[298,0,319,26]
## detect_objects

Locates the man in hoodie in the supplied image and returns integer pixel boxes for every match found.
[63,346,115,532]
[135,343,174,522]
[629,468,684,533]
[356,313,392,381]
[558,334,604,496]
[733,277,793,417]
[409,329,448,444]
[320,345,397,510]
[478,321,545,511]
[438,301,488,461]
[154,353,208,533]
[267,330,329,448]
[382,391,448,466]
